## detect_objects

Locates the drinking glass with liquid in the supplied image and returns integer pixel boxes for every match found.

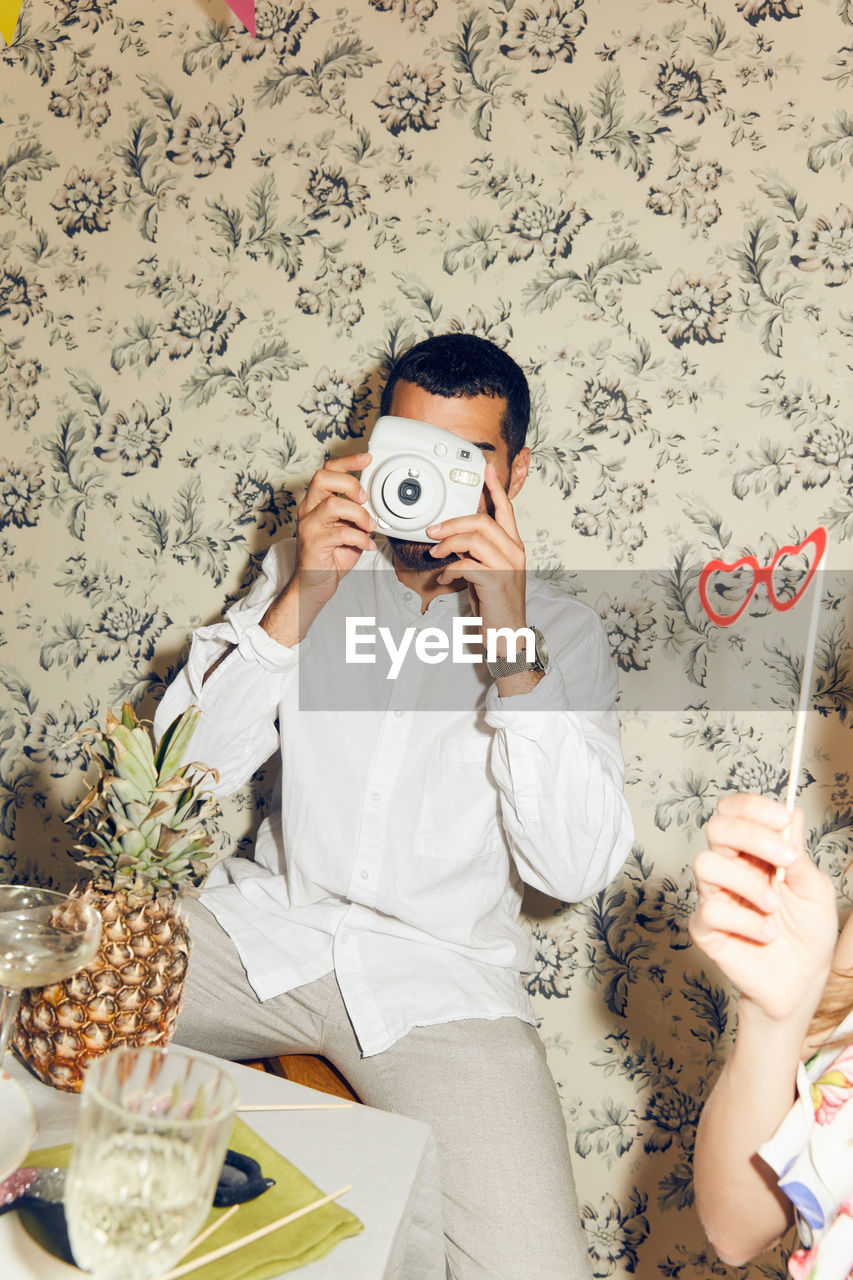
[0,885,101,1060]
[65,1045,238,1280]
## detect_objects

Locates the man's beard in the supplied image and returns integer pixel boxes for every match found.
[387,537,459,573]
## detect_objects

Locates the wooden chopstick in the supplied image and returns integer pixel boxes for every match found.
[237,1102,353,1111]
[160,1185,352,1280]
[182,1203,239,1255]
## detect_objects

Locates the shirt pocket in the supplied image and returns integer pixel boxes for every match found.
[418,736,503,860]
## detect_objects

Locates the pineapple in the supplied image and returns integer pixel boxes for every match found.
[14,703,218,1092]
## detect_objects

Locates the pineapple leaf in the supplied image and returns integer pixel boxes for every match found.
[66,784,99,825]
[143,798,176,824]
[67,704,220,893]
[119,703,138,730]
[153,775,194,793]
[109,726,158,787]
[119,830,149,857]
[111,775,153,808]
[157,826,188,854]
[154,707,202,781]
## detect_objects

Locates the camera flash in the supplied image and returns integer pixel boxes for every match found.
[449,468,480,486]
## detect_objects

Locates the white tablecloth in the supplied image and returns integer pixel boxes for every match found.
[1,1053,445,1280]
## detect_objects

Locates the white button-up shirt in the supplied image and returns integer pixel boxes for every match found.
[155,539,633,1056]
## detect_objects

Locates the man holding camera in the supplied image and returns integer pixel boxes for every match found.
[156,333,633,1280]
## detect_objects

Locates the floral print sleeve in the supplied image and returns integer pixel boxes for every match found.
[758,1013,853,1280]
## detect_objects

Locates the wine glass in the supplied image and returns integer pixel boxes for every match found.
[65,1045,238,1280]
[0,885,102,1061]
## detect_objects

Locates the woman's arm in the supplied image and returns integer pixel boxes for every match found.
[689,794,839,1265]
[693,999,810,1263]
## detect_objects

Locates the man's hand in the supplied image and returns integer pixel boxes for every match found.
[426,463,527,637]
[261,453,376,646]
[425,463,539,694]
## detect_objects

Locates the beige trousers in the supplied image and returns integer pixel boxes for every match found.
[174,896,593,1280]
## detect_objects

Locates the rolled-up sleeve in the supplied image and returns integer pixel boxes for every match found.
[154,540,304,796]
[484,621,634,902]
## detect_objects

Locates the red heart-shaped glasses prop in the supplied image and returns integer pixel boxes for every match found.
[698,526,828,628]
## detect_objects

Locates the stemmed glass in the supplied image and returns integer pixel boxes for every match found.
[0,884,102,1061]
[65,1045,239,1280]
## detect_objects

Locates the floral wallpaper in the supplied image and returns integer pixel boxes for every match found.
[2,0,853,1275]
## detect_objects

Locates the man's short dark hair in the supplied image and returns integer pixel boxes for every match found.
[379,333,530,461]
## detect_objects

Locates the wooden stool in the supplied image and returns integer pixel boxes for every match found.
[241,1054,359,1102]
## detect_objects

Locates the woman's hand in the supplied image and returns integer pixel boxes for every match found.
[689,793,838,1027]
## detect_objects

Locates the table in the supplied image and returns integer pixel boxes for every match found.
[0,1053,446,1280]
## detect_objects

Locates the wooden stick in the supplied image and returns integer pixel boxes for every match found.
[182,1203,240,1255]
[159,1185,352,1280]
[776,546,827,883]
[238,1102,352,1111]
[784,557,825,814]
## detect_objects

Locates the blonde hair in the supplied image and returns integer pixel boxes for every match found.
[808,967,853,1051]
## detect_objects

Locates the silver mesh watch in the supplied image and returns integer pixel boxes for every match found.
[485,625,549,679]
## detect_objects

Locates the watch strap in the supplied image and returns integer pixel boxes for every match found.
[485,625,547,679]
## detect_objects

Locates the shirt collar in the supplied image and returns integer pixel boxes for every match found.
[369,541,473,623]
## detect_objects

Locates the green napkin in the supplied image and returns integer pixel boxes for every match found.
[25,1115,363,1279]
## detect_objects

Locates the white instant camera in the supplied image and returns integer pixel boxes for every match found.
[360,416,487,543]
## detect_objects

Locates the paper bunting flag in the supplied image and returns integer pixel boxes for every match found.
[224,0,256,37]
[0,0,24,46]
[699,525,829,831]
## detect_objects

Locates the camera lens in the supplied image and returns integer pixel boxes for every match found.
[397,479,421,506]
